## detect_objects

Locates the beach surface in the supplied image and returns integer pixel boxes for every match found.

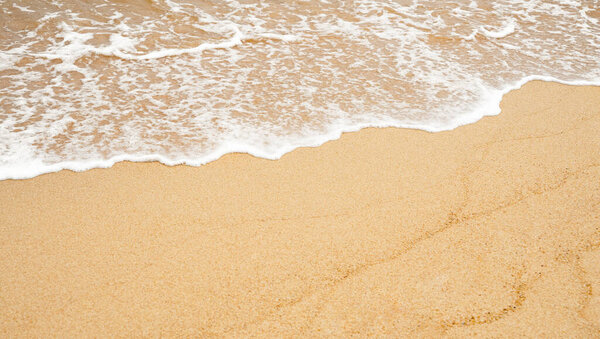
[1,81,599,337]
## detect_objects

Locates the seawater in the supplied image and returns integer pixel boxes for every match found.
[1,0,599,179]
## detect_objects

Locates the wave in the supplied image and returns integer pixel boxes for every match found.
[1,75,599,180]
[0,0,599,180]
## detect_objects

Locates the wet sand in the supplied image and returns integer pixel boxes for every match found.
[1,81,599,337]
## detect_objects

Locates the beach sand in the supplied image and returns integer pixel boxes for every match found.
[1,81,599,337]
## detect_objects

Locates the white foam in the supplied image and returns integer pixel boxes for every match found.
[1,0,599,180]
[480,21,516,39]
[164,0,183,12]
[108,28,243,60]
[109,11,123,20]
[1,75,599,181]
[28,23,299,62]
[12,3,34,12]
[0,52,16,70]
[253,33,300,42]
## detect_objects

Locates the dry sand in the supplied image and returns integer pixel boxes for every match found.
[1,81,599,337]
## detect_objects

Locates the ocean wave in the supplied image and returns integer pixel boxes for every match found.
[0,0,599,180]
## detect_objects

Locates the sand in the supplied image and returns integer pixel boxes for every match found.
[1,81,599,337]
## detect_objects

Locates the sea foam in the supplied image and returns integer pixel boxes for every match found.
[0,0,599,180]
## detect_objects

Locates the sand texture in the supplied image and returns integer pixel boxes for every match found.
[1,81,600,337]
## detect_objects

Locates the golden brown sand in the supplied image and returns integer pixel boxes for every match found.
[1,81,599,337]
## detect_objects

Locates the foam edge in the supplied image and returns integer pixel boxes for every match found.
[2,75,599,181]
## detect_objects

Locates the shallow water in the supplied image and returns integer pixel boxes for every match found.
[1,0,599,179]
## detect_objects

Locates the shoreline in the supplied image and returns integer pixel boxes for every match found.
[3,77,600,181]
[1,81,600,336]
